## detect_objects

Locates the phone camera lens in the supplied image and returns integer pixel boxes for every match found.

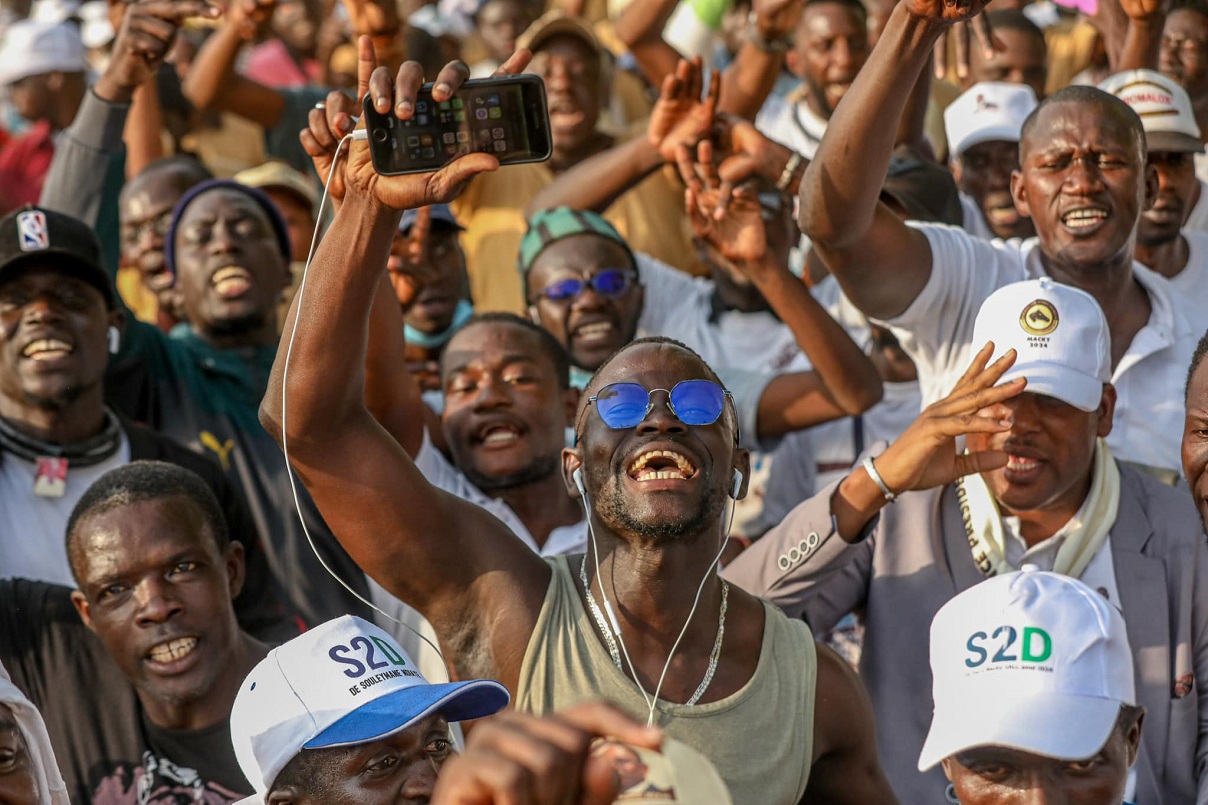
[374,128,389,143]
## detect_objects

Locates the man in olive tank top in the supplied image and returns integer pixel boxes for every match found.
[261,42,902,805]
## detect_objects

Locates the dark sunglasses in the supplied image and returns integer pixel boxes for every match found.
[534,269,635,303]
[578,380,735,441]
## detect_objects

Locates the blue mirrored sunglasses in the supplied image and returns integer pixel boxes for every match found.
[584,380,734,434]
[536,269,635,303]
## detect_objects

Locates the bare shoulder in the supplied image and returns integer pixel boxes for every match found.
[803,642,899,804]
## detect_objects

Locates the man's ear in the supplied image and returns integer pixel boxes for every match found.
[939,757,956,782]
[732,449,752,500]
[107,307,126,332]
[1143,161,1159,211]
[225,541,247,600]
[562,447,585,500]
[1126,708,1145,767]
[70,590,96,632]
[267,787,301,804]
[1097,383,1117,439]
[1010,169,1029,218]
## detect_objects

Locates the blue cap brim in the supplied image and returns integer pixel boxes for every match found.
[303,680,509,749]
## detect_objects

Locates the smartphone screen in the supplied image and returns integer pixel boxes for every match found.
[364,75,552,176]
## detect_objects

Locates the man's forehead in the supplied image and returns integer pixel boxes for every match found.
[589,343,712,392]
[443,321,544,369]
[1023,102,1139,153]
[75,499,212,577]
[181,189,265,222]
[531,235,632,277]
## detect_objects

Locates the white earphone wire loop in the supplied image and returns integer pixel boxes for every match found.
[578,477,737,728]
[280,132,451,682]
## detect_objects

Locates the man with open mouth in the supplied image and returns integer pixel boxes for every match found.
[797,0,1199,480]
[726,278,1208,803]
[0,461,270,803]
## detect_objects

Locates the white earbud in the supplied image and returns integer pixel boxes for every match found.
[730,468,743,500]
[573,467,585,496]
[107,326,120,355]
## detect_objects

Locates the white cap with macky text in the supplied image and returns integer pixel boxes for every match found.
[971,277,1111,412]
[945,82,1039,159]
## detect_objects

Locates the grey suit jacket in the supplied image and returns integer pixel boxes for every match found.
[724,463,1208,804]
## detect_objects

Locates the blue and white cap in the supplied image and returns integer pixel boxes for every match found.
[229,615,509,802]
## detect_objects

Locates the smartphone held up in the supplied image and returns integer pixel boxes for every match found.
[363,74,552,176]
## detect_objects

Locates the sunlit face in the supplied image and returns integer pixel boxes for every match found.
[440,321,576,492]
[1012,102,1151,272]
[955,140,1035,240]
[1138,150,1199,247]
[1183,354,1208,532]
[529,36,602,158]
[70,497,245,721]
[965,390,1113,517]
[1162,9,1208,103]
[787,2,870,118]
[941,716,1142,805]
[274,716,453,805]
[966,27,1047,100]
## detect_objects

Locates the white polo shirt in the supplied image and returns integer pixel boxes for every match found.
[882,223,1197,476]
[636,253,809,373]
[1181,179,1208,232]
[754,93,828,161]
[1166,231,1208,323]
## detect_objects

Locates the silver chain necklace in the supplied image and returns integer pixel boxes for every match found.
[579,555,729,707]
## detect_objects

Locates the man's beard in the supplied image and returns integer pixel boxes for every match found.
[595,473,725,542]
[464,454,560,492]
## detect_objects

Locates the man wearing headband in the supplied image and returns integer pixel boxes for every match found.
[725,278,1208,802]
[921,570,1144,805]
[261,46,992,804]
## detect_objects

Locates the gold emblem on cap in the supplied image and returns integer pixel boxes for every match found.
[1020,299,1059,336]
[1019,299,1058,333]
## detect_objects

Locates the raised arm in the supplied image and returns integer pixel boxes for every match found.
[1109,0,1166,70]
[524,57,718,218]
[680,145,883,432]
[613,0,683,87]
[181,0,287,128]
[261,42,548,688]
[798,0,990,320]
[718,0,804,119]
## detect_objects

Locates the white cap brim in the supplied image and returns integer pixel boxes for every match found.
[1000,360,1104,412]
[951,124,1023,159]
[918,691,1122,771]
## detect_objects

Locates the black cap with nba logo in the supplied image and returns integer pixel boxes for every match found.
[0,206,114,308]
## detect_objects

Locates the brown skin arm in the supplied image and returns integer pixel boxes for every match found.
[718,0,805,119]
[679,149,883,431]
[613,0,684,87]
[124,78,164,179]
[261,42,550,690]
[524,58,719,219]
[803,643,898,803]
[798,3,946,321]
[181,0,287,128]
[1107,0,1166,70]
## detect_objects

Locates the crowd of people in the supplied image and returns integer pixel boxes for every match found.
[0,0,1207,801]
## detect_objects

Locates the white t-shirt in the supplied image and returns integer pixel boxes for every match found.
[885,224,1197,475]
[754,93,827,161]
[637,253,809,373]
[370,431,587,680]
[0,434,131,585]
[1152,231,1208,326]
[959,192,996,241]
[1182,179,1208,233]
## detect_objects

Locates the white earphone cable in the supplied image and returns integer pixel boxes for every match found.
[579,480,736,728]
[279,131,451,682]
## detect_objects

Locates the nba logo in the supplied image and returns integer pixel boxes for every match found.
[16,210,48,252]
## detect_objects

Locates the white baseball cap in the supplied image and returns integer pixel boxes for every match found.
[1099,69,1204,154]
[229,615,509,803]
[971,277,1111,412]
[918,569,1136,771]
[945,82,1039,160]
[0,20,85,87]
